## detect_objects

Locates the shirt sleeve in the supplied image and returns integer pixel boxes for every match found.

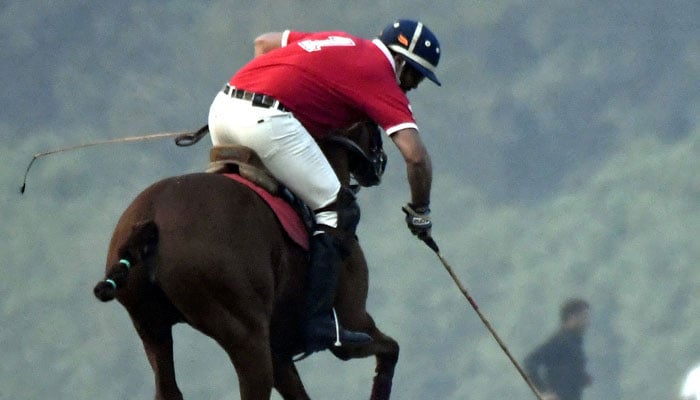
[357,79,417,135]
[384,122,419,135]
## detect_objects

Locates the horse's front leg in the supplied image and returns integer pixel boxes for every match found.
[331,322,400,400]
[368,330,399,400]
[131,316,183,400]
[332,239,400,399]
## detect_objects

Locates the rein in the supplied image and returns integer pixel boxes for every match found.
[322,129,387,188]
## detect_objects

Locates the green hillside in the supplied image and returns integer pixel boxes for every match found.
[2,1,698,399]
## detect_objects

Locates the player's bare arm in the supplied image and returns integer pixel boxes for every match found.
[391,127,432,206]
[254,32,284,57]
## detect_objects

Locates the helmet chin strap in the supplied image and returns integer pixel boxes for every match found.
[395,58,407,85]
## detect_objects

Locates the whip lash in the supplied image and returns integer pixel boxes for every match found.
[20,125,208,194]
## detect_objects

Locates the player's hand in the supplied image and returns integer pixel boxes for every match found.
[401,203,432,239]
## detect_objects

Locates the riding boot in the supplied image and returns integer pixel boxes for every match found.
[303,229,372,354]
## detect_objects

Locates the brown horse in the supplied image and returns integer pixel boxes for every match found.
[93,123,399,400]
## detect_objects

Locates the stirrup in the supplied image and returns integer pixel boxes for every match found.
[294,309,340,362]
[294,309,371,362]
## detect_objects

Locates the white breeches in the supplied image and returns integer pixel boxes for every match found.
[208,91,340,228]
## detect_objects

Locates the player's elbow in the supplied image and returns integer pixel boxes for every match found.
[392,128,429,165]
[254,32,282,57]
[404,144,430,167]
[253,35,269,57]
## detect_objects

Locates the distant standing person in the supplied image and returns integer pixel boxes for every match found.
[524,298,593,400]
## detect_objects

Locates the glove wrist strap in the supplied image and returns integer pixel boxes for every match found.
[409,203,430,213]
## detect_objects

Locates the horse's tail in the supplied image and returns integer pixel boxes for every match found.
[93,220,159,302]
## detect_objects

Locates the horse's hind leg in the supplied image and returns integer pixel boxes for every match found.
[272,355,310,400]
[130,314,183,400]
[181,300,275,400]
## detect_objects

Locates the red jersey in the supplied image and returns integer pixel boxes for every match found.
[230,30,417,138]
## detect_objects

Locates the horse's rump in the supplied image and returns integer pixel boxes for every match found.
[107,173,308,345]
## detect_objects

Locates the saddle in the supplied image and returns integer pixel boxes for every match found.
[207,145,281,195]
[205,123,387,236]
[207,145,316,238]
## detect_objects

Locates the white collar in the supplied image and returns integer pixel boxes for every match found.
[372,38,396,70]
[372,39,399,83]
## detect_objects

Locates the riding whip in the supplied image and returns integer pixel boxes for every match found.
[20,125,208,194]
[420,236,544,400]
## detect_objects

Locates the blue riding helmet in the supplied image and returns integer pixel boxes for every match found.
[379,19,441,86]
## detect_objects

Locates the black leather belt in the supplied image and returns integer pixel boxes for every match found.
[222,84,288,112]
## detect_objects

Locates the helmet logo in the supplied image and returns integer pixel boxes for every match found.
[398,34,409,47]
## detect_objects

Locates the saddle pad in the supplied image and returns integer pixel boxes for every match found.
[223,173,309,250]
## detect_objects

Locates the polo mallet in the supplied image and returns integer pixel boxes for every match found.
[20,125,208,194]
[420,236,544,400]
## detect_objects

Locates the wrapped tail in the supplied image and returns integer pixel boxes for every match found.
[93,220,159,302]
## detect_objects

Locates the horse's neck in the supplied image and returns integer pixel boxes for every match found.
[321,144,352,187]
